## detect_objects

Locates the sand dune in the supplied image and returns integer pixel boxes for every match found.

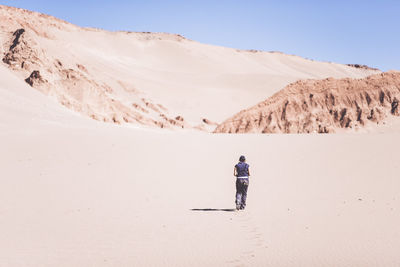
[0,5,380,130]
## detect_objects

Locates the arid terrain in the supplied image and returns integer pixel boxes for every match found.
[1,4,400,267]
[0,5,380,131]
[215,71,400,133]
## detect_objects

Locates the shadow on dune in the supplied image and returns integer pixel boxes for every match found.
[190,208,236,212]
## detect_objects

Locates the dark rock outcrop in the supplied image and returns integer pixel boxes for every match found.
[2,28,42,72]
[346,64,380,71]
[25,70,46,86]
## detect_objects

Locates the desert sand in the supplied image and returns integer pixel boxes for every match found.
[1,60,400,267]
[1,4,400,267]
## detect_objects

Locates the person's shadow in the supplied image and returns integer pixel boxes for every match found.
[190,208,236,212]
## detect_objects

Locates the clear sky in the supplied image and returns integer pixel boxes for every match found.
[2,0,399,71]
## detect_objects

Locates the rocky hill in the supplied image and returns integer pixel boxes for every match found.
[214,72,400,133]
[0,5,380,131]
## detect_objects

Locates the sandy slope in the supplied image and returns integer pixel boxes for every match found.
[1,64,400,266]
[0,63,91,132]
[0,5,380,129]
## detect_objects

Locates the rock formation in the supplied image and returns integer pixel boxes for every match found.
[25,70,47,86]
[214,72,400,133]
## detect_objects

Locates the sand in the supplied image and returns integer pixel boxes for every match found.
[1,67,400,266]
[2,125,400,267]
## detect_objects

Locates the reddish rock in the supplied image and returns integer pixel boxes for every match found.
[214,72,400,133]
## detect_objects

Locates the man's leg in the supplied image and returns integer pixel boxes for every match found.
[240,182,249,209]
[235,179,242,210]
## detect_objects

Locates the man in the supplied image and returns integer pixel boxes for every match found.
[234,155,250,211]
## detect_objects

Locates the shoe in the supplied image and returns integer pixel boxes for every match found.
[236,204,241,211]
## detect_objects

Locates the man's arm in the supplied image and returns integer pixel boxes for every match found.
[248,167,251,177]
[234,166,237,177]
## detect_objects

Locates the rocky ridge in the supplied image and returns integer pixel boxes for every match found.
[214,72,400,133]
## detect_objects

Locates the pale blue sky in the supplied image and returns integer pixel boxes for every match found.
[2,0,399,71]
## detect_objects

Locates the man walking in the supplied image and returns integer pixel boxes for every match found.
[234,155,250,211]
